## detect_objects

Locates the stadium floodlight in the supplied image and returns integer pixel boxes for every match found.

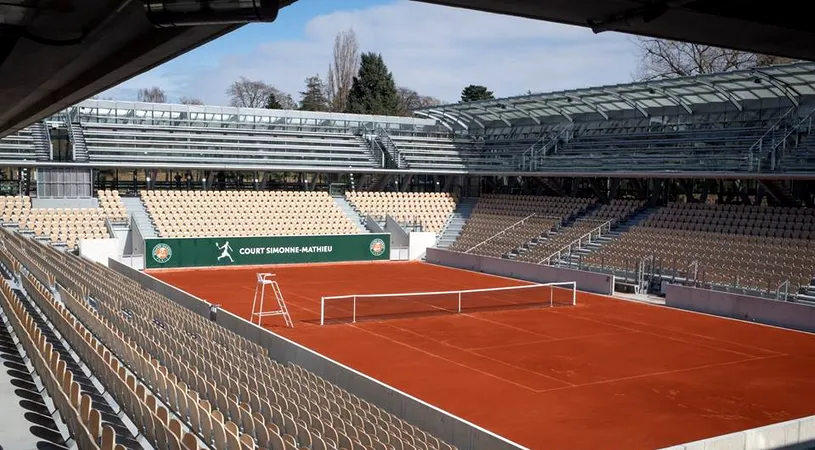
[144,0,281,28]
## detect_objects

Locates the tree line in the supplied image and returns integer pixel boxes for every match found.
[128,28,794,115]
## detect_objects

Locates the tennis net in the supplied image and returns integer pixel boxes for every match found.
[320,281,576,325]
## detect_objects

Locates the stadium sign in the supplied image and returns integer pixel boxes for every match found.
[143,233,390,269]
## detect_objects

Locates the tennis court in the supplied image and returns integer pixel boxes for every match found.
[150,261,815,450]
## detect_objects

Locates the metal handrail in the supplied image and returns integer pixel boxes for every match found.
[537,219,612,265]
[763,108,815,170]
[775,280,790,302]
[376,128,404,168]
[522,124,573,171]
[746,106,796,170]
[465,213,537,253]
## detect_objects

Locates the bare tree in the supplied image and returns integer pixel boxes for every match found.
[326,28,360,112]
[226,77,271,108]
[137,87,166,103]
[634,37,796,81]
[397,87,441,116]
[179,96,204,105]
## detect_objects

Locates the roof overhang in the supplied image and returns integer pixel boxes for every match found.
[415,0,815,62]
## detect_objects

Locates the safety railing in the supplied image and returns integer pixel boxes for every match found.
[520,124,574,171]
[465,213,537,254]
[746,106,798,171]
[376,128,405,168]
[776,280,790,302]
[537,220,612,265]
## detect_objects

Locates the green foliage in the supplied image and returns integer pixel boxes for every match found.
[346,52,400,115]
[299,75,330,112]
[265,93,282,109]
[460,85,494,103]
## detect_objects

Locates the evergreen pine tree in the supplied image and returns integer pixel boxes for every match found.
[345,52,400,115]
[299,75,330,111]
[265,93,282,109]
[460,85,495,102]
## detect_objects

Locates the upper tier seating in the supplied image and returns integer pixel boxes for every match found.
[583,203,815,291]
[386,111,784,173]
[448,195,594,258]
[0,227,456,450]
[142,190,359,238]
[81,122,379,168]
[345,192,456,233]
[0,195,124,248]
[543,115,778,172]
[388,133,522,171]
[0,127,41,161]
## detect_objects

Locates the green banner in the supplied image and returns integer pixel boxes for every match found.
[145,233,390,269]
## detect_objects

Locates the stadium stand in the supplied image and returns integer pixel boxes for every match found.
[141,190,360,238]
[0,227,456,450]
[0,195,125,248]
[509,200,644,263]
[344,192,457,233]
[447,195,594,257]
[582,203,815,292]
[0,124,45,162]
[70,100,440,171]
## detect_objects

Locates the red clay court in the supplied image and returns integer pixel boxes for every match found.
[149,261,815,450]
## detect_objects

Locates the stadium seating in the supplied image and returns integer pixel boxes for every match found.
[387,133,523,171]
[448,195,594,257]
[0,126,42,162]
[80,122,380,169]
[386,111,785,173]
[98,189,128,222]
[0,195,125,248]
[582,202,815,291]
[0,228,456,450]
[510,200,644,263]
[142,190,360,238]
[345,191,457,233]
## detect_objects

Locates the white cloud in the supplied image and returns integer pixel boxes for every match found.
[105,0,639,105]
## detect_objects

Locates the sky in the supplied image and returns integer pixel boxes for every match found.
[103,0,641,106]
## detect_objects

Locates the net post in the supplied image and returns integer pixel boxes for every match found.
[353,295,357,323]
[549,286,553,308]
[320,297,325,326]
[572,282,577,305]
[457,291,462,313]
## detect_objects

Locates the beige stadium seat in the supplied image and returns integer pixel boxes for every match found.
[345,191,457,234]
[141,190,360,238]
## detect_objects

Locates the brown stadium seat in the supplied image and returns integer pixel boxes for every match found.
[448,195,594,258]
[0,227,457,450]
[583,202,815,292]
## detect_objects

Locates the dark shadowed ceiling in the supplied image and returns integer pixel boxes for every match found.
[0,0,813,138]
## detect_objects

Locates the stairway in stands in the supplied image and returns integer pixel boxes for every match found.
[505,203,601,260]
[332,195,368,233]
[435,197,476,248]
[31,121,51,161]
[121,197,158,238]
[67,122,89,162]
[559,207,659,269]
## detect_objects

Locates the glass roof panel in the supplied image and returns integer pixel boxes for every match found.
[415,62,815,125]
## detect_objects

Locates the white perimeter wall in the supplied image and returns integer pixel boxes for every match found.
[409,232,436,260]
[665,284,815,333]
[661,416,815,450]
[78,238,120,267]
